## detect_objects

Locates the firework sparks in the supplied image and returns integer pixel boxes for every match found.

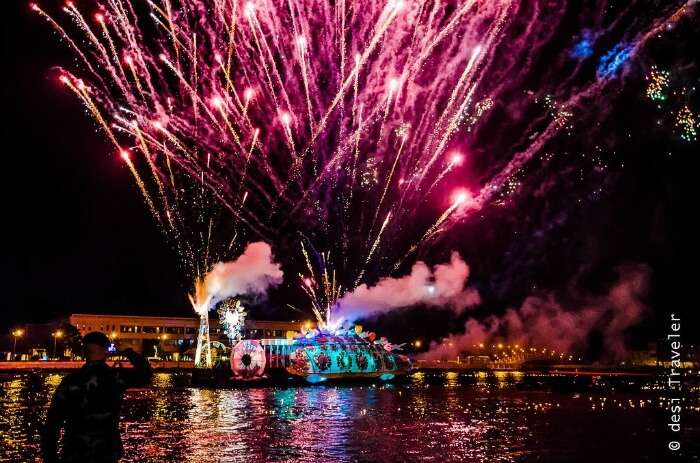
[33,0,687,293]
[645,66,671,102]
[298,246,345,330]
[676,105,698,142]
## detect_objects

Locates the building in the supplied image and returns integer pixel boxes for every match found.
[68,314,312,360]
[1,322,67,360]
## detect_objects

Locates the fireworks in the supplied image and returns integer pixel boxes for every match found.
[33,0,689,292]
[217,298,247,341]
[473,97,493,118]
[394,123,410,139]
[641,60,697,145]
[462,97,493,132]
[645,66,671,102]
[676,106,698,142]
[597,43,633,78]
[297,245,344,332]
[570,30,596,59]
[538,94,574,132]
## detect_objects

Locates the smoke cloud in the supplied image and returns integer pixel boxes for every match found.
[422,264,650,361]
[192,241,283,315]
[335,252,480,323]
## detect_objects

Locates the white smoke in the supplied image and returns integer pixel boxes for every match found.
[335,251,480,323]
[192,241,284,315]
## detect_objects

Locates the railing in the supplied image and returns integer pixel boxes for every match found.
[0,360,196,370]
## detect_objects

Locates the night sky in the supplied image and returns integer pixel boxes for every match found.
[4,0,188,329]
[2,0,698,349]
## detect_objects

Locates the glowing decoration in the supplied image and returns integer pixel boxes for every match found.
[286,335,411,381]
[230,340,267,379]
[193,315,213,368]
[189,290,213,368]
[305,374,327,383]
[217,298,247,342]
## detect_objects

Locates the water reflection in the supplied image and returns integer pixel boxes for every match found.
[1,371,698,462]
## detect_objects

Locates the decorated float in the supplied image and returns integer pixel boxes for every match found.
[193,297,411,383]
[191,249,412,384]
[229,324,411,383]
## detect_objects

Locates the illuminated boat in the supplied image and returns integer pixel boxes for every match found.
[210,296,411,383]
[230,331,411,383]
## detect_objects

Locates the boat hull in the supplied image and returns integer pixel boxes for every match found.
[230,335,411,383]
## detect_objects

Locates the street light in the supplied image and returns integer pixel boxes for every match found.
[52,330,64,359]
[11,329,24,360]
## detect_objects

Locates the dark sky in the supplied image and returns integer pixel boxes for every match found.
[3,0,190,330]
[2,1,698,346]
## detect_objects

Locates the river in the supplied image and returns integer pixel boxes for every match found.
[1,371,698,462]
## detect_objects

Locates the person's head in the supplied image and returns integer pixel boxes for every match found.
[82,332,110,362]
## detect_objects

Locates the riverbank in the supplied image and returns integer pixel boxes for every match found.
[0,360,195,371]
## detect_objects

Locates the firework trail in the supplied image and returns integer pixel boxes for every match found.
[33,0,690,288]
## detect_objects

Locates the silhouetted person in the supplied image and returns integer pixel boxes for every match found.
[41,332,152,463]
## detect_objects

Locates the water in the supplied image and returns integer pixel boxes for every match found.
[1,371,698,462]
